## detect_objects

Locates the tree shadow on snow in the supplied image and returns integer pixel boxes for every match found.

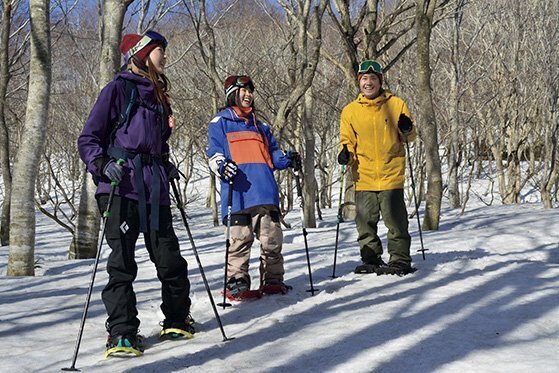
[121,243,559,373]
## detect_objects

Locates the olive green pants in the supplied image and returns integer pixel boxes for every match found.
[355,189,411,265]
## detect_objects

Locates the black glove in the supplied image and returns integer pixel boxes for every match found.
[219,159,238,181]
[337,144,351,165]
[398,114,413,133]
[164,161,180,180]
[103,159,124,183]
[285,150,302,171]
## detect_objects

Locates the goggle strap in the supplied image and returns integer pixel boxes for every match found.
[224,86,234,98]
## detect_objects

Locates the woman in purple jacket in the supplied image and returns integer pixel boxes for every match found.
[78,31,193,356]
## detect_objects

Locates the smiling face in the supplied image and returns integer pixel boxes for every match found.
[359,73,382,99]
[238,87,254,108]
[148,45,166,74]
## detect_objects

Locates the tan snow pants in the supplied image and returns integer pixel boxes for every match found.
[226,206,284,287]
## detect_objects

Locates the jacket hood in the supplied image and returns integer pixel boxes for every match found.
[114,71,159,105]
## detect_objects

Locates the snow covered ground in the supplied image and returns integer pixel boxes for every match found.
[1,187,558,372]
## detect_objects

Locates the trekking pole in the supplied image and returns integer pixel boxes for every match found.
[293,169,317,295]
[331,164,345,278]
[62,159,124,372]
[217,180,234,308]
[404,133,428,260]
[170,179,234,341]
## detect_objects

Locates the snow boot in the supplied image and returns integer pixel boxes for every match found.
[160,314,196,340]
[354,257,388,274]
[225,277,255,300]
[105,333,144,358]
[386,261,417,276]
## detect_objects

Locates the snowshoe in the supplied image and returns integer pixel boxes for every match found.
[160,314,196,340]
[224,277,261,301]
[104,334,144,358]
[385,261,417,276]
[354,257,388,274]
[261,281,292,295]
[225,288,263,301]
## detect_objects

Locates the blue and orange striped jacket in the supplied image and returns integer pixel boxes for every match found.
[206,107,291,219]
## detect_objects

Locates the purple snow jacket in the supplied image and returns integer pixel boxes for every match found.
[78,71,172,207]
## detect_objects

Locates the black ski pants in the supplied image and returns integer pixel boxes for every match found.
[97,195,191,337]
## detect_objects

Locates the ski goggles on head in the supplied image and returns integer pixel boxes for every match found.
[234,75,254,90]
[124,30,168,61]
[225,75,255,97]
[358,60,383,75]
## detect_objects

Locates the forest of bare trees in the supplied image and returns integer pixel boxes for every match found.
[1,0,557,275]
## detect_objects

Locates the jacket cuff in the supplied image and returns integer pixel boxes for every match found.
[92,156,109,176]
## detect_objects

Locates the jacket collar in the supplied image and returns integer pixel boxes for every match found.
[357,90,393,107]
[115,71,153,87]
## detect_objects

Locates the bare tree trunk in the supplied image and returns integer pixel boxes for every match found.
[0,0,13,245]
[69,0,132,259]
[447,0,466,208]
[538,2,559,208]
[272,0,326,227]
[416,0,442,230]
[302,90,317,227]
[303,89,318,228]
[542,108,558,208]
[184,0,225,226]
[7,0,51,276]
[343,170,356,220]
[201,0,221,227]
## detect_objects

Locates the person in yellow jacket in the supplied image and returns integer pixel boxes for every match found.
[338,59,417,276]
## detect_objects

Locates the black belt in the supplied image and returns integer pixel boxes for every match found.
[107,146,162,232]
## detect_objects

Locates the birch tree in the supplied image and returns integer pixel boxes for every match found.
[7,0,51,276]
[0,0,15,245]
[415,0,445,230]
[270,0,327,228]
[181,0,239,226]
[0,0,29,246]
[69,0,133,259]
[445,0,466,208]
[539,2,559,208]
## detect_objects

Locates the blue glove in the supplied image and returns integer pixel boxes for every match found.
[285,150,302,171]
[103,160,124,183]
[398,114,413,133]
[165,161,180,180]
[219,159,238,181]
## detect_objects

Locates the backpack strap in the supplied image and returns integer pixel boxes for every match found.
[110,78,138,145]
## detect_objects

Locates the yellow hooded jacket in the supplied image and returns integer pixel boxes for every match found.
[340,90,416,191]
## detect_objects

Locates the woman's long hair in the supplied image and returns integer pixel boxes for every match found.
[132,55,171,117]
